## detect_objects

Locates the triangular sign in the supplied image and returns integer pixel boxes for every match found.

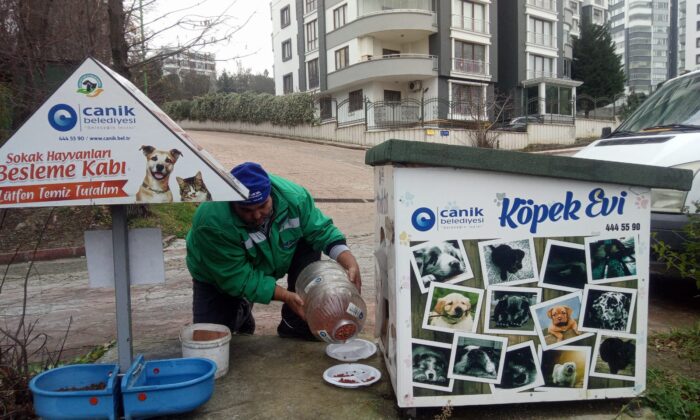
[0,57,247,207]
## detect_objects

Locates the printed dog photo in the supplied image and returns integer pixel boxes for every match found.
[136,145,182,203]
[485,286,542,336]
[580,285,637,334]
[422,283,483,334]
[538,345,591,390]
[489,341,544,393]
[584,235,638,284]
[590,333,636,380]
[531,292,593,350]
[478,238,538,287]
[538,240,588,292]
[448,333,508,384]
[410,240,473,293]
[411,339,454,392]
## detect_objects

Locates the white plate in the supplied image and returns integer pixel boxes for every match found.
[325,339,377,362]
[323,363,381,389]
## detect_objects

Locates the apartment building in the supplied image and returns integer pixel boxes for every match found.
[683,0,700,71]
[161,48,217,80]
[271,0,581,124]
[582,0,609,25]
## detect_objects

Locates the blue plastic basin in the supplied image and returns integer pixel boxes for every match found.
[29,363,119,420]
[121,354,216,419]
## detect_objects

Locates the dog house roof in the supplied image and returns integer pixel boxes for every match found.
[365,139,692,191]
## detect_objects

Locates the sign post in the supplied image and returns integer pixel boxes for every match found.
[111,205,133,370]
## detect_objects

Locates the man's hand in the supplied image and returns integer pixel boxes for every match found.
[336,250,362,293]
[273,286,305,319]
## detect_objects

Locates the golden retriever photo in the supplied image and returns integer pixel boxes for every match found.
[423,284,483,334]
[546,305,581,342]
[136,145,182,203]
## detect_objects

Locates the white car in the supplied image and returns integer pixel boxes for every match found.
[574,69,700,275]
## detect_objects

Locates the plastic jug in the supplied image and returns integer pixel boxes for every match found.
[296,260,367,343]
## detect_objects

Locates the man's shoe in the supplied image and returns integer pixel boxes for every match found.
[236,314,255,335]
[277,318,318,341]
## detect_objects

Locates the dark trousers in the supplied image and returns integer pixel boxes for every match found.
[192,239,320,334]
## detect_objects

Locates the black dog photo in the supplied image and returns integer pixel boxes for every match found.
[539,241,587,292]
[585,236,638,283]
[410,240,473,293]
[486,287,540,335]
[492,342,543,392]
[591,335,636,379]
[479,239,538,287]
[449,334,507,384]
[411,341,453,391]
[581,286,637,333]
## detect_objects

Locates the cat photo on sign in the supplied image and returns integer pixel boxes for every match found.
[177,171,212,202]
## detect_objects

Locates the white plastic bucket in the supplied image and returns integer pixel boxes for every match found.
[179,323,231,379]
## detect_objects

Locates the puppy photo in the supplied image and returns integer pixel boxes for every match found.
[538,240,588,292]
[539,345,590,390]
[478,238,538,287]
[585,235,638,283]
[448,333,507,384]
[410,240,473,293]
[411,340,454,392]
[531,292,593,350]
[485,286,541,336]
[423,283,483,334]
[590,334,636,380]
[580,285,637,333]
[136,145,182,203]
[490,341,544,393]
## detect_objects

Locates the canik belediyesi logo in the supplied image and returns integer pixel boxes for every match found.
[412,207,436,231]
[77,73,104,97]
[48,104,78,132]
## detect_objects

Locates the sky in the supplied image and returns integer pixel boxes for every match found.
[144,0,273,76]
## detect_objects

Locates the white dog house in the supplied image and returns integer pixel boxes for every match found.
[366,140,692,408]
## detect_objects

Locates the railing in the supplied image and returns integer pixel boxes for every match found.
[358,0,434,16]
[527,31,557,48]
[451,15,490,34]
[526,70,556,79]
[358,53,438,70]
[527,0,557,12]
[452,58,490,76]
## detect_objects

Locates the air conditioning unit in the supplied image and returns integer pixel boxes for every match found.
[409,80,422,92]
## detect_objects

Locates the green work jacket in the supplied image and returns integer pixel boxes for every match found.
[186,175,345,304]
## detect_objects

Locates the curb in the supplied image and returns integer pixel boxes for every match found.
[0,246,85,265]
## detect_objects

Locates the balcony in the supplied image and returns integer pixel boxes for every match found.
[327,54,438,91]
[358,0,433,15]
[452,58,490,77]
[527,0,557,13]
[451,15,490,35]
[526,70,556,79]
[527,31,558,48]
[326,8,436,49]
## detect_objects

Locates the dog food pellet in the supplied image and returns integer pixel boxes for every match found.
[338,378,358,384]
[333,324,356,341]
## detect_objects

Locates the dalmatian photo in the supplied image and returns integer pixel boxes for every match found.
[411,341,453,391]
[591,334,636,379]
[538,240,588,292]
[580,286,637,333]
[449,333,507,384]
[422,283,483,334]
[478,238,538,287]
[531,292,592,350]
[585,235,638,283]
[491,342,544,393]
[539,345,590,390]
[410,240,473,293]
[485,286,541,335]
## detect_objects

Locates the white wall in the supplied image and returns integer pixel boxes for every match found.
[272,0,300,95]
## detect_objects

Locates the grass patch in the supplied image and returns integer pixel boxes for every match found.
[650,322,700,362]
[128,203,199,238]
[644,368,700,419]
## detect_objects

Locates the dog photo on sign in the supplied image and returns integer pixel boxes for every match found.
[538,240,588,292]
[422,282,484,334]
[485,286,541,336]
[489,341,545,393]
[537,345,591,391]
[530,292,593,350]
[580,285,637,334]
[411,339,454,392]
[590,333,636,380]
[448,333,508,384]
[584,235,638,284]
[410,239,473,293]
[478,238,538,287]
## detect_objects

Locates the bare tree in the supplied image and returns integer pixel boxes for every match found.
[453,91,512,148]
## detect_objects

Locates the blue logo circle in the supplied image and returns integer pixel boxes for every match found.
[48,104,77,132]
[411,207,436,231]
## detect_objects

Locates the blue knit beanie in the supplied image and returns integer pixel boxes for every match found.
[230,162,271,205]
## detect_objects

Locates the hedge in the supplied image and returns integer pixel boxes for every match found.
[162,92,316,126]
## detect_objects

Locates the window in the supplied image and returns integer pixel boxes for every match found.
[563,58,571,77]
[280,5,290,28]
[697,38,700,48]
[529,17,554,47]
[283,73,293,94]
[307,59,319,89]
[696,54,700,65]
[697,4,700,14]
[305,0,317,14]
[697,21,700,31]
[349,89,363,112]
[333,4,347,29]
[451,84,483,115]
[384,90,401,103]
[306,20,318,51]
[335,47,349,70]
[320,97,333,120]
[282,39,292,61]
[454,40,486,74]
[529,54,553,78]
[382,48,400,57]
[460,1,486,33]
